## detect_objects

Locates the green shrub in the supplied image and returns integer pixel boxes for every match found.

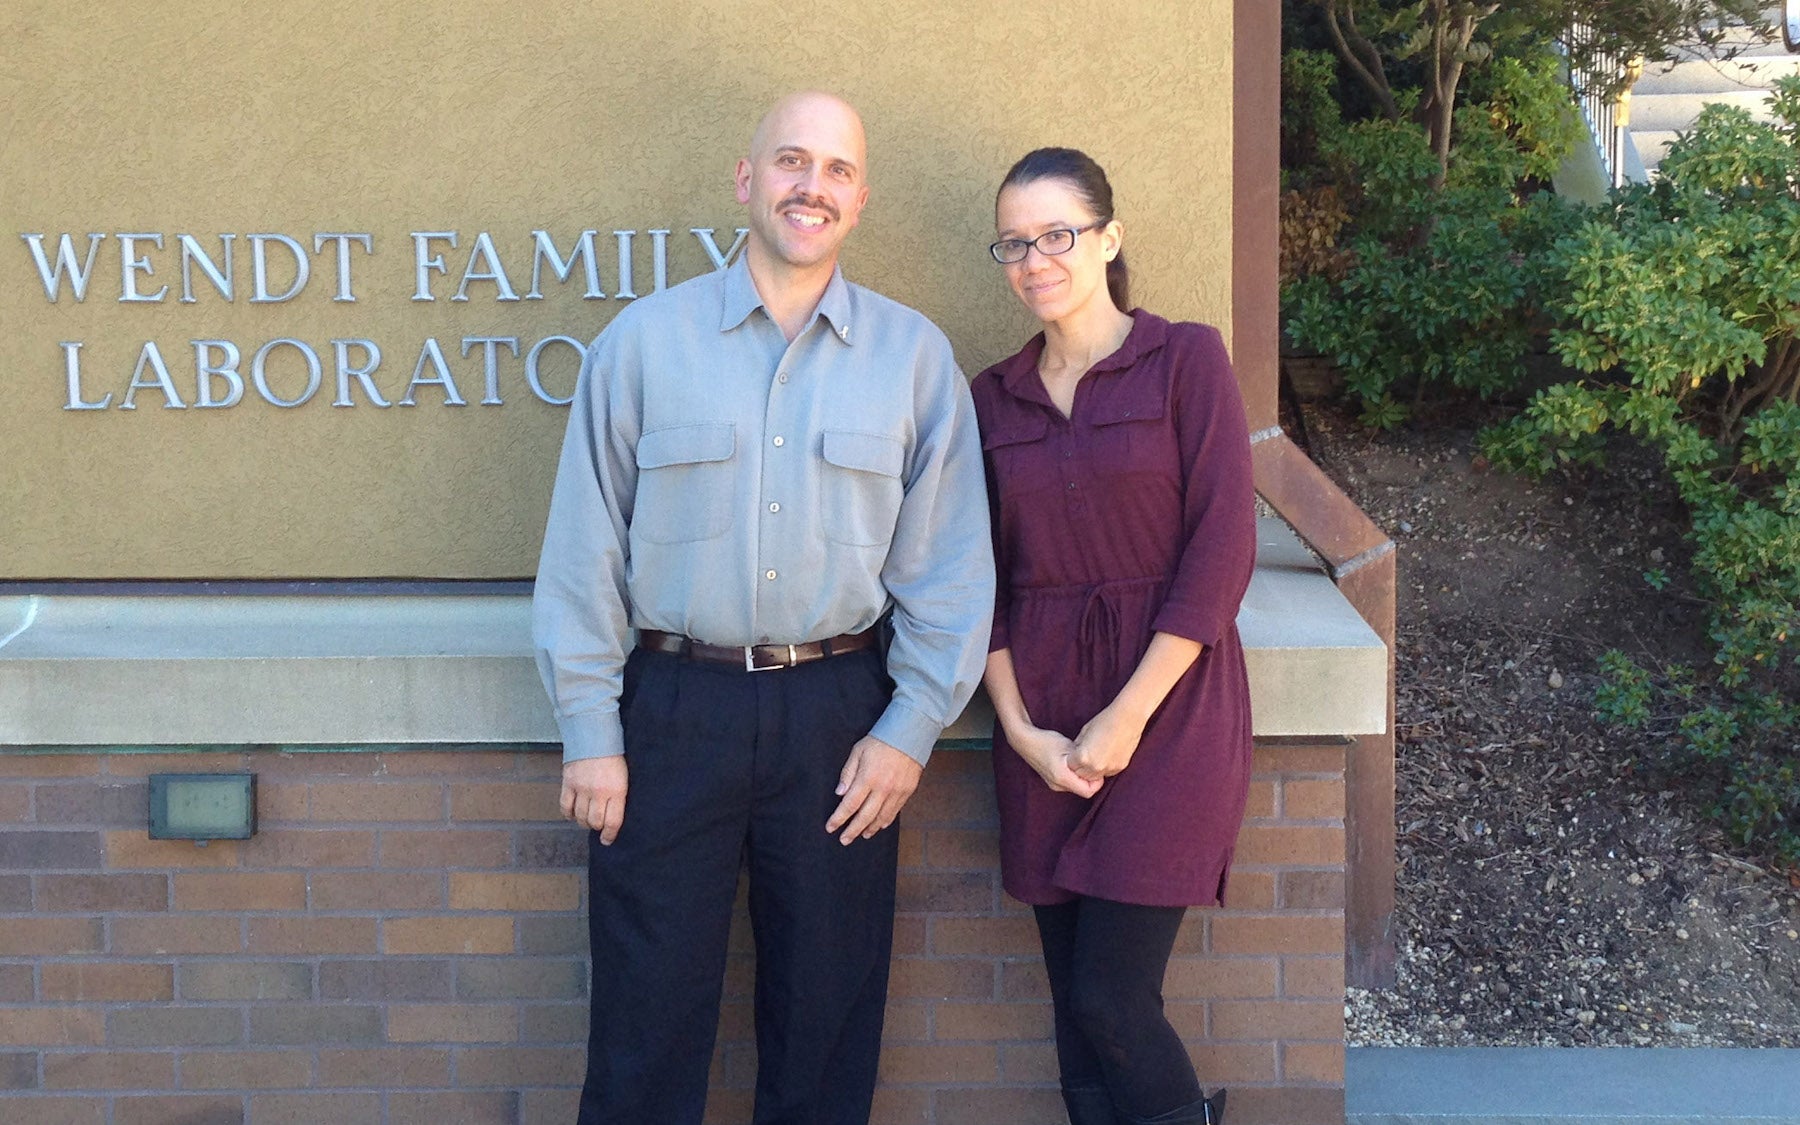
[1595,652,1800,864]
[1594,649,1654,726]
[1282,50,1587,427]
[1487,80,1800,862]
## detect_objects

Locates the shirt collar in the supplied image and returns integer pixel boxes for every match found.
[993,333,1050,403]
[719,253,763,332]
[719,253,856,345]
[994,308,1168,402]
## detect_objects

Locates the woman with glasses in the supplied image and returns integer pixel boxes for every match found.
[970,148,1256,1125]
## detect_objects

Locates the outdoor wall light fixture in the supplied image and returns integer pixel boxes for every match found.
[148,773,257,841]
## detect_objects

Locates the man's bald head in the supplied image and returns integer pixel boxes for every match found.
[749,91,867,176]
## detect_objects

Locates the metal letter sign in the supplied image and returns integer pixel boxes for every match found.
[25,226,750,413]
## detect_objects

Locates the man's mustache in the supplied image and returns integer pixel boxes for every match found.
[778,193,840,222]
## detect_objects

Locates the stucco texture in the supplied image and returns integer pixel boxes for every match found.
[1,0,1234,578]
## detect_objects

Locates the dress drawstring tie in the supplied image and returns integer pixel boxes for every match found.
[1075,583,1124,688]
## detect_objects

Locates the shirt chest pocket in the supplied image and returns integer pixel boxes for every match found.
[980,414,1051,498]
[1089,388,1171,479]
[632,422,736,544]
[819,429,905,547]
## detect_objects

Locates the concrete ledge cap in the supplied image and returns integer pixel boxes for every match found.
[0,519,1385,747]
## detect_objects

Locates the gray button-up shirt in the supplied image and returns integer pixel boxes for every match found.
[532,255,994,766]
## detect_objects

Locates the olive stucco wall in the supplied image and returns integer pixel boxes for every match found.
[2,0,1235,579]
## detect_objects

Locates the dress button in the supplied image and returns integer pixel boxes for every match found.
[772,436,785,447]
[768,502,781,513]
[765,569,778,580]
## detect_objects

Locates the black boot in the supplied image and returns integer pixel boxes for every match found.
[1120,1088,1227,1124]
[1062,1083,1120,1125]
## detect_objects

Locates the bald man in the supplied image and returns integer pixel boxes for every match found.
[533,92,993,1123]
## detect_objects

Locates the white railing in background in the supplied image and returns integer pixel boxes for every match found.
[1562,23,1645,188]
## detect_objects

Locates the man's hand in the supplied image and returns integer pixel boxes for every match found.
[826,736,923,845]
[561,756,629,845]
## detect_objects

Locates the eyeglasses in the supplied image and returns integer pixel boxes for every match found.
[988,221,1107,265]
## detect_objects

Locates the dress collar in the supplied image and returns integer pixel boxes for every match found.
[994,308,1171,403]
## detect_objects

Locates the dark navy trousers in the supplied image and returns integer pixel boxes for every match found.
[577,646,900,1125]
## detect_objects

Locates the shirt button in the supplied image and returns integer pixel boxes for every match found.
[1067,481,1077,490]
[778,372,789,384]
[765,569,778,580]
[772,436,785,447]
[768,502,781,513]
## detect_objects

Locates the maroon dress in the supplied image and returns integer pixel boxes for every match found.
[971,312,1257,908]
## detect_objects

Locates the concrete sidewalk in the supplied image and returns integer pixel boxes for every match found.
[1348,1046,1800,1124]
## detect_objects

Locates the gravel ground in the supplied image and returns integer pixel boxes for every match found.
[1297,403,1800,1048]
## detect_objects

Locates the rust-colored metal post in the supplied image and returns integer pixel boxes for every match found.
[1334,550,1398,987]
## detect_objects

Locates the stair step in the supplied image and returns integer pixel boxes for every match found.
[1667,37,1794,63]
[1348,1047,1800,1124]
[1633,55,1800,97]
[1611,10,1799,179]
[1664,9,1789,59]
[1627,129,1680,174]
[1628,89,1778,131]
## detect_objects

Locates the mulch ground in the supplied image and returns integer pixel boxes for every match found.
[1297,401,1800,1047]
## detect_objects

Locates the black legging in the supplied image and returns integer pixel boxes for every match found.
[1034,896,1203,1118]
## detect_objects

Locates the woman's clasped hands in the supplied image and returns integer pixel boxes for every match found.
[1010,702,1149,799]
[1068,702,1146,782]
[1008,723,1102,798]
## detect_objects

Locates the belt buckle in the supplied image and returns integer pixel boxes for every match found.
[745,644,797,672]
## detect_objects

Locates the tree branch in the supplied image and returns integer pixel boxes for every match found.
[1725,337,1795,439]
[1775,335,1800,406]
[1341,1,1395,98]
[1320,0,1400,120]
[1425,3,1499,191]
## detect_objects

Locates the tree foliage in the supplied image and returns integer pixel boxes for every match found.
[1299,0,1770,187]
[1282,0,1778,425]
[1283,48,1585,426]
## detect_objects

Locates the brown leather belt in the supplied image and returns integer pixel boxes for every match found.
[637,627,879,672]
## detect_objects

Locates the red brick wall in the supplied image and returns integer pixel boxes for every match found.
[0,743,1345,1125]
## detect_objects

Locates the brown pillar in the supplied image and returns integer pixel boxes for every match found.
[1234,0,1281,431]
[1234,0,1399,989]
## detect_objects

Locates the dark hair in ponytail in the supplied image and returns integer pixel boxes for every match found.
[997,147,1130,312]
